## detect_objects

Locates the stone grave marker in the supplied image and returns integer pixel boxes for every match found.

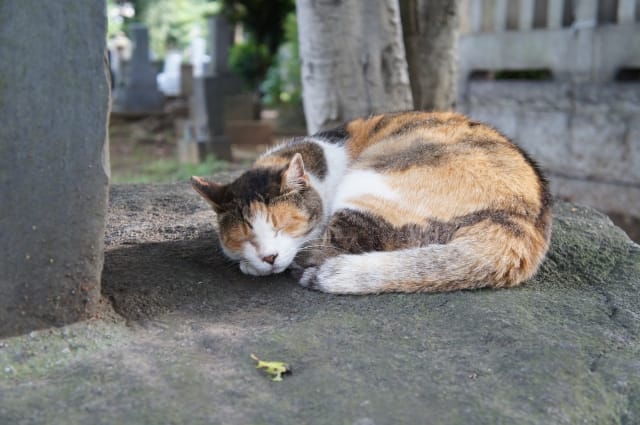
[204,15,246,160]
[113,24,164,113]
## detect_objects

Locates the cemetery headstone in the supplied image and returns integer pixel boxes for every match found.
[108,32,132,98]
[207,14,235,76]
[113,24,164,113]
[205,75,244,160]
[178,33,210,163]
[204,15,246,160]
[190,76,211,156]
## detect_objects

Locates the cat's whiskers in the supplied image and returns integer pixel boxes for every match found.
[296,244,349,255]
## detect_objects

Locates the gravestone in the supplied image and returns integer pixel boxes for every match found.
[204,15,245,160]
[205,75,243,160]
[178,33,210,163]
[0,1,110,336]
[113,24,164,113]
[192,77,211,153]
[207,14,235,76]
[107,32,132,99]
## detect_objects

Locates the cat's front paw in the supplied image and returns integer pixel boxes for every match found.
[297,256,375,294]
[297,261,349,293]
[288,261,305,280]
[298,266,321,290]
[240,261,271,276]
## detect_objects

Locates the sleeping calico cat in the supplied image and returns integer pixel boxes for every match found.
[191,111,552,294]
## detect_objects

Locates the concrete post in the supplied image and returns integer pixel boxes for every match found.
[471,0,484,33]
[573,0,598,81]
[574,0,598,23]
[617,0,637,24]
[0,1,110,337]
[518,0,535,30]
[480,0,493,32]
[547,0,564,29]
[494,0,508,31]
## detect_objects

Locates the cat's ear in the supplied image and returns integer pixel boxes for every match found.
[191,176,226,213]
[282,153,309,191]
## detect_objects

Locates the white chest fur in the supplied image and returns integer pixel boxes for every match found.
[330,169,398,215]
[305,138,349,220]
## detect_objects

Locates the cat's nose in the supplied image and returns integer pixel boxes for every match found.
[262,254,278,265]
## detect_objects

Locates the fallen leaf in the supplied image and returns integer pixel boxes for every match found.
[250,353,291,382]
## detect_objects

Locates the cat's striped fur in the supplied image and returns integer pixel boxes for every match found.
[192,111,552,294]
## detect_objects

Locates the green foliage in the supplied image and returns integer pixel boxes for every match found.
[141,0,221,58]
[228,39,270,90]
[112,156,229,184]
[110,0,221,58]
[220,0,295,90]
[220,0,295,54]
[107,0,124,38]
[260,12,301,106]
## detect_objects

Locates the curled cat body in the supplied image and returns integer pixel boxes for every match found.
[191,111,552,294]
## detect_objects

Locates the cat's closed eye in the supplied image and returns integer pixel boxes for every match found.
[221,224,254,251]
[268,205,309,237]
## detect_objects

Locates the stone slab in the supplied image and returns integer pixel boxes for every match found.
[0,182,639,424]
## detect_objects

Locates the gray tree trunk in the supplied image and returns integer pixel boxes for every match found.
[399,0,459,111]
[296,0,413,134]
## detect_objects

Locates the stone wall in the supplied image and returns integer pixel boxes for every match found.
[0,1,110,337]
[457,1,640,85]
[455,1,640,231]
[460,80,640,217]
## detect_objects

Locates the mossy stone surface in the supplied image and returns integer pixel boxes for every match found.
[1,183,639,424]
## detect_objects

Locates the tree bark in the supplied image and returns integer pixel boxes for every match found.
[296,0,413,134]
[399,0,459,111]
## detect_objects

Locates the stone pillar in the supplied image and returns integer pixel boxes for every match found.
[573,0,598,81]
[494,0,508,31]
[518,0,535,30]
[0,1,110,337]
[547,0,564,29]
[471,0,484,33]
[617,0,637,24]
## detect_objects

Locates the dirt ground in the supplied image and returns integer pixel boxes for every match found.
[108,113,260,184]
[109,114,177,182]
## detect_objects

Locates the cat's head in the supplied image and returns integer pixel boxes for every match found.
[191,153,322,276]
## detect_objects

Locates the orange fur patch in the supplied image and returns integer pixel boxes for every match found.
[269,202,310,237]
[254,155,290,169]
[221,224,252,252]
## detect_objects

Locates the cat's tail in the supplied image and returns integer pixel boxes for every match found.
[298,233,550,294]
